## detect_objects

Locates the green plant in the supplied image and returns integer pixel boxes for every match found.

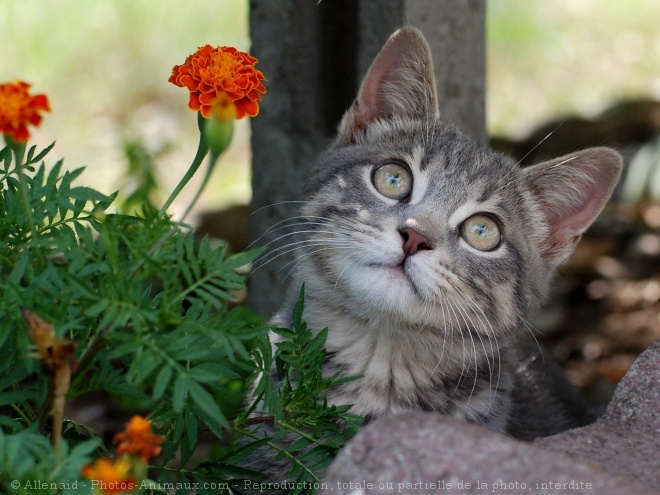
[118,139,167,214]
[0,55,360,495]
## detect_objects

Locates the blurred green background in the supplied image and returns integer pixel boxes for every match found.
[1,0,251,216]
[2,0,659,215]
[488,0,660,138]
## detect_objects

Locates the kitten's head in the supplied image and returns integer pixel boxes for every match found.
[293,27,622,339]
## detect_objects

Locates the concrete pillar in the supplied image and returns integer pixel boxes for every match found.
[359,0,487,142]
[249,0,486,316]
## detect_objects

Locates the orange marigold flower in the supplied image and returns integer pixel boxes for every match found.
[169,45,266,119]
[81,458,136,494]
[113,416,164,461]
[0,81,50,142]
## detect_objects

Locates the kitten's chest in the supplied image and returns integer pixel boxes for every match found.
[317,316,514,432]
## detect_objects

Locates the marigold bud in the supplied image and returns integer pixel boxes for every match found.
[203,93,236,157]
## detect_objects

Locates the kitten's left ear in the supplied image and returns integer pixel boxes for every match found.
[524,147,623,266]
[337,26,439,144]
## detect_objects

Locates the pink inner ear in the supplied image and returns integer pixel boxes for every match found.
[355,38,414,123]
[350,28,438,131]
[528,148,622,264]
[547,169,613,236]
[354,61,391,127]
[336,28,438,144]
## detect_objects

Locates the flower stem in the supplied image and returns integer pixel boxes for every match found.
[158,121,209,217]
[10,404,32,425]
[178,149,221,223]
[130,113,229,278]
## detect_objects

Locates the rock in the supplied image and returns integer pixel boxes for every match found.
[322,340,660,494]
[535,339,660,489]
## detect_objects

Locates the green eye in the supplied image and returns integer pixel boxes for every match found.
[460,214,501,251]
[372,163,412,200]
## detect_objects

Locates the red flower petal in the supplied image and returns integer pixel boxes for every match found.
[0,81,50,141]
[188,94,202,111]
[199,92,216,105]
[113,416,164,462]
[200,105,212,118]
[235,98,260,119]
[169,45,267,120]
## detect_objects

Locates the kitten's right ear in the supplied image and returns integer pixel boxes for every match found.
[337,26,439,144]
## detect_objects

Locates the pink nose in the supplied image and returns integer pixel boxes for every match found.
[400,227,432,256]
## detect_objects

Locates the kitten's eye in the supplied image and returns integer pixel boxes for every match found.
[460,214,501,251]
[372,163,412,200]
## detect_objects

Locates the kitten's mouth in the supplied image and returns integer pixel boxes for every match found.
[369,261,420,293]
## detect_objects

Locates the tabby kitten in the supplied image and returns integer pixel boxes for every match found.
[270,27,622,439]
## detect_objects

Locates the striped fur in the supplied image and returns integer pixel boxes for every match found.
[266,27,622,439]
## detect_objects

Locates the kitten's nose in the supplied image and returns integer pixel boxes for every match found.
[400,227,432,256]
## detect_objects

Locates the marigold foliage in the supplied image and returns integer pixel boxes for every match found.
[0,81,50,142]
[0,141,360,495]
[169,45,266,119]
